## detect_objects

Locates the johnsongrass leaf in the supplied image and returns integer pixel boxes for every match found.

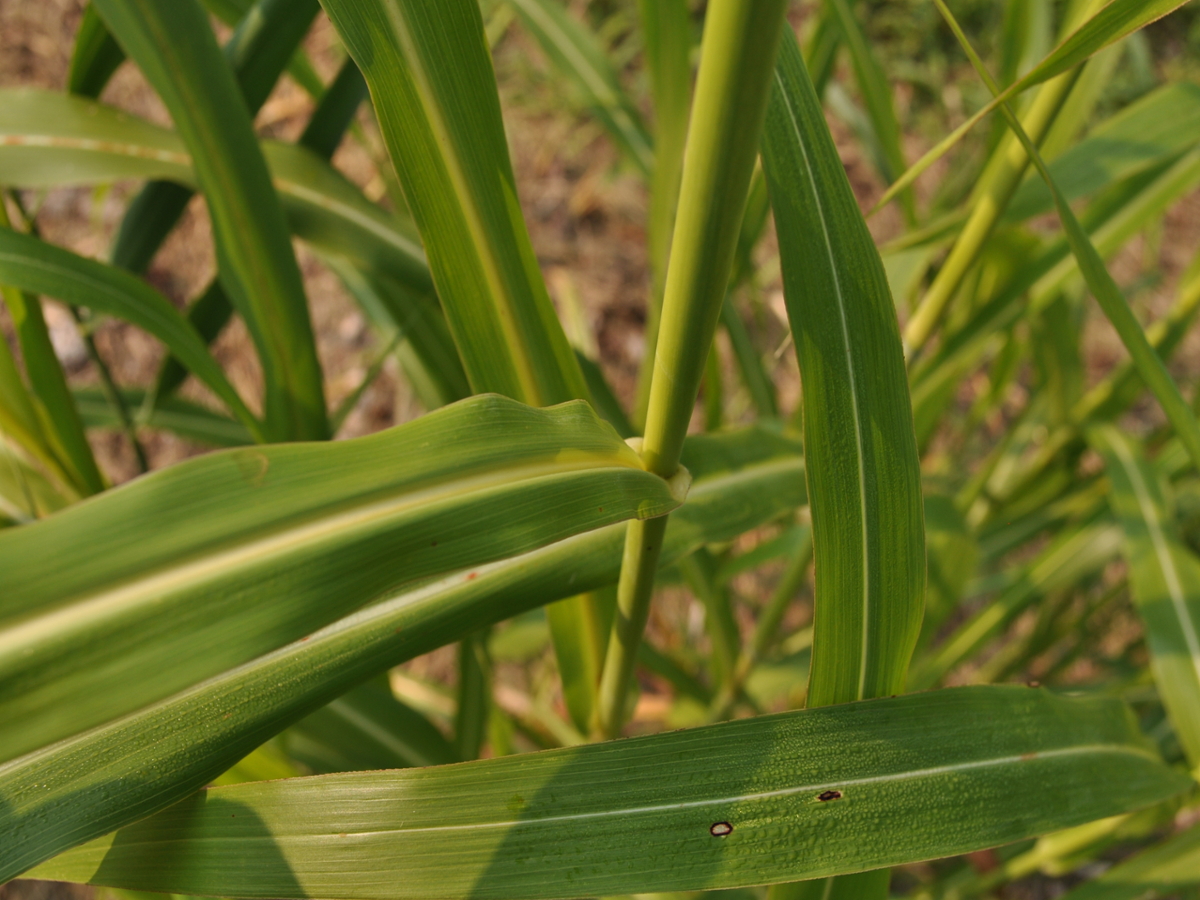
[0,90,432,297]
[874,0,1193,213]
[321,0,590,407]
[1092,425,1200,771]
[508,0,654,176]
[30,686,1191,899]
[92,0,328,441]
[0,422,802,879]
[0,228,262,439]
[0,394,678,766]
[1058,823,1200,900]
[761,30,924,706]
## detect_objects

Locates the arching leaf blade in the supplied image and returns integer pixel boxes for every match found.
[0,423,803,879]
[92,0,328,440]
[320,0,589,407]
[32,687,1189,899]
[761,30,924,706]
[0,395,676,765]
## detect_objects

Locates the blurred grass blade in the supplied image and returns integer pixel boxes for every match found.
[109,0,321,275]
[0,229,262,438]
[73,387,253,448]
[321,0,589,407]
[1058,823,1200,900]
[1092,425,1200,771]
[298,57,368,158]
[1005,82,1200,221]
[825,0,912,222]
[762,30,924,706]
[0,394,676,766]
[937,0,1200,476]
[509,0,654,176]
[0,329,81,498]
[93,0,328,440]
[0,216,105,496]
[0,422,801,878]
[0,438,70,524]
[32,687,1189,899]
[284,678,459,773]
[455,630,491,761]
[874,0,1192,213]
[67,4,125,98]
[910,517,1121,689]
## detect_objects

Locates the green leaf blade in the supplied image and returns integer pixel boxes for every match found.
[321,0,588,407]
[761,31,925,705]
[93,0,328,440]
[31,687,1189,899]
[0,423,801,879]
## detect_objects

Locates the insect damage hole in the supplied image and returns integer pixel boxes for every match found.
[817,790,842,802]
[709,821,733,837]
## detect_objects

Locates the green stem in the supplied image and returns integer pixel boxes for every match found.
[593,0,789,738]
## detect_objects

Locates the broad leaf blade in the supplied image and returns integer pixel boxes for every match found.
[761,30,925,705]
[33,687,1189,899]
[0,423,802,879]
[0,394,675,765]
[321,0,589,407]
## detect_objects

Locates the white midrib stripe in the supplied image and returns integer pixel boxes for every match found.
[0,458,632,657]
[343,743,1158,837]
[1107,433,1200,687]
[380,1,542,403]
[775,72,873,700]
[0,134,189,166]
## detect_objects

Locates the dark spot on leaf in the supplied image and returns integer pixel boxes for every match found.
[710,821,733,837]
[817,790,842,802]
[431,540,438,547]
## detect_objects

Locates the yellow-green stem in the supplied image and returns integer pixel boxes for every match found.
[595,0,789,737]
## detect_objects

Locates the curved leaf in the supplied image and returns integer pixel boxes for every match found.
[761,30,924,706]
[321,0,589,407]
[32,687,1189,899]
[0,395,677,765]
[92,0,327,440]
[0,229,261,438]
[0,422,802,879]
